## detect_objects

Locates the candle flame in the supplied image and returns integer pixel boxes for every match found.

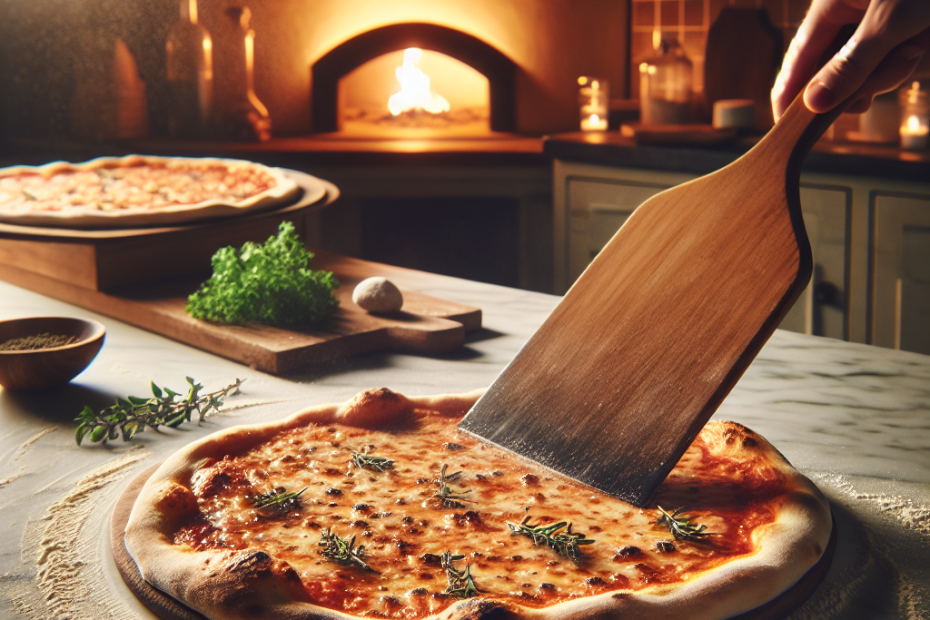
[388,48,450,116]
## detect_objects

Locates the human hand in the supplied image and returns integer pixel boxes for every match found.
[771,0,930,120]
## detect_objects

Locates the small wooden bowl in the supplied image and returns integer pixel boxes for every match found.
[0,316,106,390]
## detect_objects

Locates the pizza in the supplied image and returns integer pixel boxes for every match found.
[123,388,833,620]
[0,155,300,229]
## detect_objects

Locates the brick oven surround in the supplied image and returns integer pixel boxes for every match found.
[310,23,516,134]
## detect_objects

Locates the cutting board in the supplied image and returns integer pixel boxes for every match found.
[703,8,782,130]
[0,251,481,374]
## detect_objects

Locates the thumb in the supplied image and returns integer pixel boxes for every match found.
[804,33,886,112]
[804,0,930,113]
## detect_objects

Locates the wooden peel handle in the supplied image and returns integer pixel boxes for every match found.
[761,89,851,180]
[757,26,857,175]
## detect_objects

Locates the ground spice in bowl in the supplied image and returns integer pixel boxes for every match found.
[0,333,77,351]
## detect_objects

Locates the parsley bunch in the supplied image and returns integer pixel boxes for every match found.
[186,222,339,326]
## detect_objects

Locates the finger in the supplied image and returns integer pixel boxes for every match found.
[804,1,930,113]
[772,0,867,119]
[843,35,928,112]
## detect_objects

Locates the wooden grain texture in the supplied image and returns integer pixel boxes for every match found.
[0,252,480,375]
[460,91,843,506]
[0,316,105,389]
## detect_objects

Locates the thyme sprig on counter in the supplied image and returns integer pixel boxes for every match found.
[507,512,595,561]
[656,506,712,541]
[75,377,243,445]
[441,552,480,598]
[251,487,306,513]
[318,529,377,572]
[434,464,475,508]
[351,448,394,472]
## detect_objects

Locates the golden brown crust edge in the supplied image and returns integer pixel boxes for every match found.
[0,155,300,228]
[123,388,831,620]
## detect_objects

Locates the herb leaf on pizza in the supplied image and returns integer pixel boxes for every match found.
[122,388,833,620]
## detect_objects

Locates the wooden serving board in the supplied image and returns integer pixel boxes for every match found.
[0,170,333,291]
[0,251,480,375]
[111,466,836,620]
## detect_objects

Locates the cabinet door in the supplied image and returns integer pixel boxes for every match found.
[872,194,930,355]
[779,185,851,340]
[565,179,671,285]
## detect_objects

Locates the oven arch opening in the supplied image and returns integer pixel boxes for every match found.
[311,22,516,133]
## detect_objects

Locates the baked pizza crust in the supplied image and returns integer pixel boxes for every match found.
[124,388,832,620]
[0,155,301,229]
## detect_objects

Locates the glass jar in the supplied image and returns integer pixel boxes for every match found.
[217,6,271,142]
[639,38,692,125]
[165,0,213,138]
[578,77,609,131]
[899,81,929,151]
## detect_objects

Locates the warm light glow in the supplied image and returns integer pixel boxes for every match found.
[580,114,607,131]
[388,48,450,116]
[906,115,926,134]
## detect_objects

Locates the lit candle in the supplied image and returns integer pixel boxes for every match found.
[578,76,609,132]
[580,113,608,131]
[899,81,929,151]
[900,114,929,151]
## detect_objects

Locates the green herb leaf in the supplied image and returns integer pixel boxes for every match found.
[441,552,480,598]
[186,222,339,327]
[318,529,377,572]
[251,486,306,513]
[434,464,474,508]
[655,506,712,542]
[351,449,394,472]
[507,512,595,562]
[74,377,243,446]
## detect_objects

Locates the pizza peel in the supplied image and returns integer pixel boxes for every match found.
[459,82,850,507]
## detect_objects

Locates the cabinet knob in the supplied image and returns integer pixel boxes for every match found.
[814,281,841,308]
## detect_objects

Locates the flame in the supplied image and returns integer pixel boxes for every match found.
[388,48,450,116]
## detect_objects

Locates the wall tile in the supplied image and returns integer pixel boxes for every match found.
[628,0,811,103]
[633,2,655,27]
[684,0,704,26]
[660,0,680,28]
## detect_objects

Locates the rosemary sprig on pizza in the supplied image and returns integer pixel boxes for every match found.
[122,387,833,620]
[75,377,242,445]
[507,512,596,561]
[656,506,713,541]
[440,552,480,598]
[351,448,395,472]
[319,529,377,572]
[251,487,306,514]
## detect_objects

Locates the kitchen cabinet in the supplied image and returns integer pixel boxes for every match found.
[553,159,930,353]
[872,193,930,355]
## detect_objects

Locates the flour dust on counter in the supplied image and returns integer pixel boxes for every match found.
[5,447,152,620]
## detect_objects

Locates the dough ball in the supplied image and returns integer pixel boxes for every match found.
[353,277,404,313]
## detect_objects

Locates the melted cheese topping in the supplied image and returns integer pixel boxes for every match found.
[177,416,784,618]
[0,160,277,214]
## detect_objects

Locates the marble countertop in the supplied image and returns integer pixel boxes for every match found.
[0,273,927,620]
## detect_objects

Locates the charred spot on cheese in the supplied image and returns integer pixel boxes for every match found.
[170,412,783,617]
